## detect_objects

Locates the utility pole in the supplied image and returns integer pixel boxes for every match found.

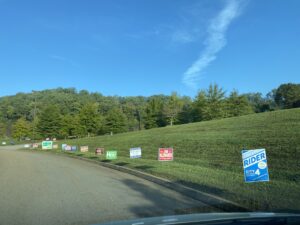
[32,91,37,142]
[136,109,141,130]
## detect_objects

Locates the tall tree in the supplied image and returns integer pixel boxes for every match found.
[144,96,167,129]
[264,89,278,111]
[0,121,5,137]
[205,84,226,120]
[104,108,127,134]
[244,92,274,112]
[37,105,62,138]
[275,83,300,108]
[78,103,102,136]
[121,100,139,131]
[177,96,193,124]
[225,91,254,117]
[163,92,183,126]
[192,90,207,122]
[120,96,147,131]
[60,114,83,138]
[12,117,31,140]
[193,84,226,121]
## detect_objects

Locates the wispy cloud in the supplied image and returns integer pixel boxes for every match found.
[124,28,161,40]
[49,54,79,68]
[171,30,195,44]
[182,0,245,89]
[49,55,67,61]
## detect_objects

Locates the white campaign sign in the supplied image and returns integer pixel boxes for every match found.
[130,147,142,158]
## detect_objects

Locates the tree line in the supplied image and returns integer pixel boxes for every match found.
[0,83,299,140]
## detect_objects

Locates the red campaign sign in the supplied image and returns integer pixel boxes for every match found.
[158,148,174,161]
[95,148,104,155]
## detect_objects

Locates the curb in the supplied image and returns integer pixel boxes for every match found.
[60,152,249,212]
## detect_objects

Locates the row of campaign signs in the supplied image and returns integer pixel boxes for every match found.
[41,141,270,183]
[41,141,174,161]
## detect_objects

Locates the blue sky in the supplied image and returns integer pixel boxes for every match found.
[0,0,299,97]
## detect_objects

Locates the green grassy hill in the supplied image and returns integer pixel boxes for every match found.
[56,108,300,212]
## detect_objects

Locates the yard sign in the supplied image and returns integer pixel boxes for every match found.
[130,147,142,159]
[42,141,53,150]
[62,144,67,150]
[65,145,71,151]
[158,148,173,161]
[242,149,269,183]
[80,146,89,152]
[95,148,104,155]
[106,151,117,160]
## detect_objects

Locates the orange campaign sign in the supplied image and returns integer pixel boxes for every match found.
[158,148,174,161]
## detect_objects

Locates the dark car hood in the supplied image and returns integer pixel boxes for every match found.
[92,212,300,225]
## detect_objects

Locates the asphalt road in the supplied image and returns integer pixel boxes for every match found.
[0,146,217,225]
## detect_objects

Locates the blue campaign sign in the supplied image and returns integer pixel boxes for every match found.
[242,149,269,183]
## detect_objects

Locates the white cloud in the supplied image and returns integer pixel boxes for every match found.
[182,0,245,89]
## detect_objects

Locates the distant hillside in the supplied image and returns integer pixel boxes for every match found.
[58,108,300,212]
[1,83,299,141]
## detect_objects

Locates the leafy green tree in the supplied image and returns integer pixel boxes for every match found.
[37,105,62,138]
[205,84,226,120]
[79,103,103,136]
[104,108,127,134]
[264,89,278,111]
[225,91,254,117]
[177,96,193,124]
[69,102,82,114]
[12,117,31,140]
[60,114,83,138]
[163,92,183,126]
[0,122,5,137]
[97,96,120,114]
[192,90,207,122]
[32,117,42,140]
[0,112,6,137]
[275,83,300,108]
[244,92,276,112]
[144,96,167,129]
[120,96,147,131]
[5,105,15,120]
[193,84,225,121]
[121,103,140,131]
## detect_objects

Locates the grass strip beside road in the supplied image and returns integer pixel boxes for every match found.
[30,108,300,212]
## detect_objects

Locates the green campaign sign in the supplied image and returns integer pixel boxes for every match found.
[106,151,117,160]
[42,141,53,150]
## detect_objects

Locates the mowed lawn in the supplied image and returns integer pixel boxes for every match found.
[50,108,300,212]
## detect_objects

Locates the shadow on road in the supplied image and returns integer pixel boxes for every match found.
[101,159,111,163]
[120,178,221,218]
[134,165,154,171]
[176,179,225,196]
[115,162,130,166]
[175,179,251,212]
